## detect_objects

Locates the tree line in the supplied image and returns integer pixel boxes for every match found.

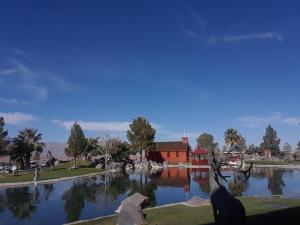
[64,117,156,168]
[0,116,156,169]
[1,115,300,169]
[197,125,300,160]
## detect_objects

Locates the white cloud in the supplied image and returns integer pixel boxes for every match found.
[236,112,300,127]
[162,131,200,140]
[221,32,282,43]
[0,97,18,105]
[52,119,163,133]
[0,60,73,100]
[10,48,28,56]
[176,8,283,45]
[0,112,38,125]
[184,29,199,39]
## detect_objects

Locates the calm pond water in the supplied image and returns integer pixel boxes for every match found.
[1,167,300,225]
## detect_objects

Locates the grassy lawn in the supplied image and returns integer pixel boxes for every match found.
[0,161,104,183]
[76,197,300,225]
[245,160,300,165]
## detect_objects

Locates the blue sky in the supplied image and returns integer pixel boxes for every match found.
[0,0,300,148]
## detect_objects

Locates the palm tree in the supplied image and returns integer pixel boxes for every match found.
[224,128,240,150]
[7,128,44,169]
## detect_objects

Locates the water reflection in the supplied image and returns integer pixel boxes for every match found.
[150,168,190,192]
[43,183,54,200]
[0,186,39,219]
[191,168,210,194]
[228,171,249,196]
[267,170,285,195]
[0,167,299,225]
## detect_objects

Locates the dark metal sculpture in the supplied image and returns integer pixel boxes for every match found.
[210,149,253,225]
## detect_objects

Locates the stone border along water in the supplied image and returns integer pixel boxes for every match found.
[0,170,110,188]
[248,164,300,169]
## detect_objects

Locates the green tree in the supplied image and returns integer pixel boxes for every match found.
[282,142,293,161]
[294,141,300,160]
[83,137,100,160]
[236,134,247,152]
[0,117,8,155]
[260,125,281,157]
[196,133,218,153]
[112,141,130,162]
[224,128,240,150]
[246,144,261,154]
[126,117,156,154]
[98,136,130,162]
[65,122,87,168]
[6,128,44,169]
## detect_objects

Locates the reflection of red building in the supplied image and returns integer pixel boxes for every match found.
[147,137,190,164]
[191,168,210,193]
[192,148,209,165]
[151,167,190,192]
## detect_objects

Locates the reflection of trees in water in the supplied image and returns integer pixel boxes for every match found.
[0,184,55,220]
[1,186,40,219]
[199,179,211,194]
[250,167,268,179]
[228,168,290,196]
[43,184,54,200]
[251,167,289,195]
[0,191,5,213]
[191,170,211,194]
[268,169,285,195]
[60,172,157,222]
[105,172,157,207]
[62,177,103,222]
[104,172,157,207]
[62,183,86,222]
[228,171,249,196]
[128,177,157,207]
[105,174,132,201]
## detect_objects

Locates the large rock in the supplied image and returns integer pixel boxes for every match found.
[116,202,145,225]
[116,193,150,213]
[182,196,210,207]
[116,193,150,225]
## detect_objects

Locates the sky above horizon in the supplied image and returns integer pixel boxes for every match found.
[0,0,300,148]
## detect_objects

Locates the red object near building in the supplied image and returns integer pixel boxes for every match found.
[191,148,209,165]
[147,137,190,164]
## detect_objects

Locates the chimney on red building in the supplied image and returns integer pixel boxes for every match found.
[182,130,189,144]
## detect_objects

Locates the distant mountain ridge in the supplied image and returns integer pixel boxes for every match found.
[42,142,68,158]
[1,142,70,163]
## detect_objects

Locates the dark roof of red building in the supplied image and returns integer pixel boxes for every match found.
[155,141,189,152]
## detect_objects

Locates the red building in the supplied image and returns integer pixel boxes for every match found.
[147,137,190,164]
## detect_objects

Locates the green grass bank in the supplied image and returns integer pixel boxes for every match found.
[0,161,104,183]
[74,196,300,225]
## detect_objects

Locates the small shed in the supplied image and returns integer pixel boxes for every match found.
[192,148,209,165]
